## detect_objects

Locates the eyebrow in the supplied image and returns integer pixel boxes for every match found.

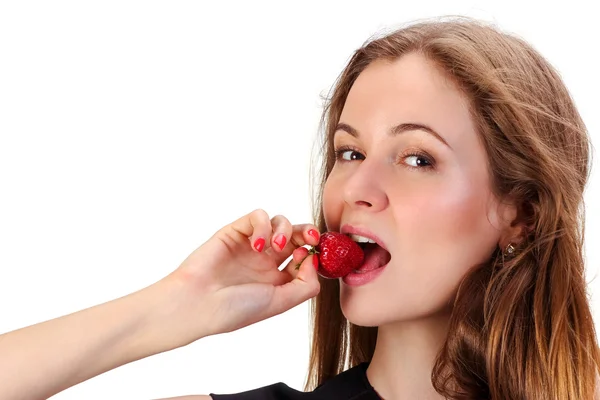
[334,122,452,149]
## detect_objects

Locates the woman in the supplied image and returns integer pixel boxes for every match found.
[1,17,598,400]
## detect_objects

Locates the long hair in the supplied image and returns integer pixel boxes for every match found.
[304,17,599,399]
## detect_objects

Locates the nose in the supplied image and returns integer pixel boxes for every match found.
[342,159,389,211]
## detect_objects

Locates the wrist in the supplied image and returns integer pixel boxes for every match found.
[126,274,212,358]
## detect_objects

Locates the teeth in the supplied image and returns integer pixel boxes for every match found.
[349,234,376,244]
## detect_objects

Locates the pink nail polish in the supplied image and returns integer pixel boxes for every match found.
[254,237,265,252]
[308,229,320,241]
[274,234,287,250]
[313,255,319,270]
[294,247,308,260]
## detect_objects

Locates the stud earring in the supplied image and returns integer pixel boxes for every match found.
[504,243,516,256]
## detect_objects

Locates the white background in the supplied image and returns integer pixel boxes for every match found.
[0,1,598,399]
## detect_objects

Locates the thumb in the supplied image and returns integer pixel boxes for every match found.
[268,254,320,317]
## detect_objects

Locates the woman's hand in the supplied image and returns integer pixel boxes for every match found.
[165,209,321,344]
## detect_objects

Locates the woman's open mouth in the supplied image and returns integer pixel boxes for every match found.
[353,241,392,273]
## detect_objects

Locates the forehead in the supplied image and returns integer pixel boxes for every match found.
[339,53,476,149]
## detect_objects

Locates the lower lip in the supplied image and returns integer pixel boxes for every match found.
[342,264,388,287]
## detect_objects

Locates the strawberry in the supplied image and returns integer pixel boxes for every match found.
[295,231,365,279]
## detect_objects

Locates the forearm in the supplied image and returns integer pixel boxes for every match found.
[0,277,195,400]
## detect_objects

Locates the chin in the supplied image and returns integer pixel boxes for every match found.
[339,289,392,327]
[339,285,453,327]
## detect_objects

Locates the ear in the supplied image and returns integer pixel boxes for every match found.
[496,198,531,251]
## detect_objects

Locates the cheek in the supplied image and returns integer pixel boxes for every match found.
[322,175,342,230]
[389,179,497,305]
[396,176,497,249]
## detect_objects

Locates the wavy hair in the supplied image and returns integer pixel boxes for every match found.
[304,17,599,399]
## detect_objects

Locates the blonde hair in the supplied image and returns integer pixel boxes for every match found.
[305,17,599,399]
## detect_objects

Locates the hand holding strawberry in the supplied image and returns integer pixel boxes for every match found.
[296,231,365,279]
[164,209,322,343]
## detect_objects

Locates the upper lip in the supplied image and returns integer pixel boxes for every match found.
[340,224,389,252]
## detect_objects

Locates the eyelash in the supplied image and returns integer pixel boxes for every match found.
[333,145,436,171]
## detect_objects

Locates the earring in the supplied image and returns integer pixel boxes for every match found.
[504,243,516,256]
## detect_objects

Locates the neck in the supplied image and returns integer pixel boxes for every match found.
[366,311,450,400]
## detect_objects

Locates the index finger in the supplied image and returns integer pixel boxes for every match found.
[267,223,320,265]
[290,224,320,248]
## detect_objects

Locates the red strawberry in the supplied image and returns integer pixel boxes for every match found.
[295,232,364,279]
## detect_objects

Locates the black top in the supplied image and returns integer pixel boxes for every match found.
[209,362,382,400]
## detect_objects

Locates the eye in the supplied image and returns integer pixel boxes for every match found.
[401,151,435,170]
[334,146,365,162]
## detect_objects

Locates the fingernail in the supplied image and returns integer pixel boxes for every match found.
[293,246,308,260]
[274,234,287,250]
[253,237,265,252]
[312,254,319,270]
[308,229,320,241]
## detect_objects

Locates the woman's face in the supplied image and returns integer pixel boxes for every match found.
[322,53,507,327]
